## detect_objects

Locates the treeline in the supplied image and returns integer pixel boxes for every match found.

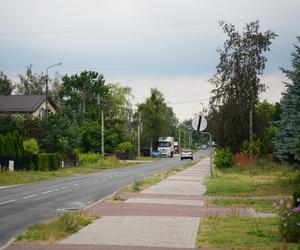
[0,70,178,156]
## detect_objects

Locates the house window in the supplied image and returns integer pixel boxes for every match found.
[39,108,46,118]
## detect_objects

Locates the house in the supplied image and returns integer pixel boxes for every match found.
[0,95,56,118]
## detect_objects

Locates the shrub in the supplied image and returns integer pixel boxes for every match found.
[214,147,234,169]
[117,141,135,153]
[23,138,39,155]
[274,197,300,242]
[79,153,102,165]
[36,153,59,171]
[240,139,262,156]
[103,156,119,167]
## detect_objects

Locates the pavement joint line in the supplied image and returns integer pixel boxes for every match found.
[0,199,16,205]
[22,194,38,199]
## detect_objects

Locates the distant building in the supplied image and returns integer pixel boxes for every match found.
[0,95,56,118]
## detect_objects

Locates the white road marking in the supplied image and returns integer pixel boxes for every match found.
[61,186,67,189]
[41,189,56,194]
[94,179,99,182]
[0,199,16,205]
[74,183,79,186]
[22,194,38,199]
[85,181,90,184]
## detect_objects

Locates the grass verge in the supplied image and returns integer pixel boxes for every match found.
[121,158,202,193]
[206,198,276,212]
[0,158,136,186]
[17,211,96,242]
[197,216,300,249]
[205,159,300,197]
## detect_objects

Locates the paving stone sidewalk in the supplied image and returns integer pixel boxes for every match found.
[6,157,230,250]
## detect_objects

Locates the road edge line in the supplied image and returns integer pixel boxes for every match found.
[0,237,16,250]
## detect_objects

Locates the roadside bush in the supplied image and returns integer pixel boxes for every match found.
[103,156,119,168]
[240,139,262,157]
[117,141,135,153]
[23,138,39,155]
[36,153,59,171]
[274,197,300,242]
[0,132,24,157]
[79,153,103,165]
[214,147,234,169]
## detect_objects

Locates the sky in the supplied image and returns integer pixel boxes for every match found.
[0,0,299,121]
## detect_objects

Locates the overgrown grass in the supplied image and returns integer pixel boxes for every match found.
[197,216,300,249]
[206,199,276,212]
[0,156,136,186]
[206,159,300,197]
[17,211,96,242]
[122,158,202,193]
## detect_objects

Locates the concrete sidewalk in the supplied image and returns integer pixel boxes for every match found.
[7,157,229,250]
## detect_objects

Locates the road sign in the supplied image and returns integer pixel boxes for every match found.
[192,115,207,132]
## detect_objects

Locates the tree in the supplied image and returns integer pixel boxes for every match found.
[0,71,14,95]
[138,88,178,148]
[59,71,109,121]
[274,37,300,165]
[17,65,45,95]
[209,21,277,153]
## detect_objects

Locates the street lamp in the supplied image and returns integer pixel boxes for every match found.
[45,62,62,117]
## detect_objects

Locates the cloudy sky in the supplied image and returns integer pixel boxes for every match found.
[0,0,299,121]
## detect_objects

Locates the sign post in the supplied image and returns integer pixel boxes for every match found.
[192,115,213,176]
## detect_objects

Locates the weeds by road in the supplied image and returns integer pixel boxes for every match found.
[17,211,96,242]
[0,157,136,186]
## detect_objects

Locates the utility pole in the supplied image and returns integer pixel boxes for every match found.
[178,127,181,151]
[249,106,253,159]
[137,112,141,158]
[98,95,104,158]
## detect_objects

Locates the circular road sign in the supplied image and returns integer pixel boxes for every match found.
[192,115,207,132]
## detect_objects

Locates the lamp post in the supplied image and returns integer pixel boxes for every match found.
[46,62,62,117]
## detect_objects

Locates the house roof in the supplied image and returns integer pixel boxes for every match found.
[0,95,55,113]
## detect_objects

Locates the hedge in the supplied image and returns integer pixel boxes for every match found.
[36,154,59,171]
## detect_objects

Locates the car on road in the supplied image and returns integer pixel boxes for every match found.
[181,149,193,161]
[151,150,161,158]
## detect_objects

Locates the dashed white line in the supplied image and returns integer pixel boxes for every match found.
[61,186,67,189]
[74,183,79,186]
[23,194,38,199]
[0,199,16,205]
[41,189,56,194]
[85,181,90,184]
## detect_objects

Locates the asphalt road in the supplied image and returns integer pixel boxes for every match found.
[0,150,208,246]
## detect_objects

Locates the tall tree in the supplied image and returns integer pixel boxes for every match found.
[274,37,300,165]
[59,71,109,121]
[17,65,45,95]
[138,88,178,148]
[0,71,14,95]
[209,21,277,153]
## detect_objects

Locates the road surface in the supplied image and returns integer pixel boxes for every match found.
[0,150,207,246]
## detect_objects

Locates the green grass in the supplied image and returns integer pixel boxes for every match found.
[0,157,136,186]
[197,216,300,249]
[206,199,276,212]
[136,156,162,161]
[205,159,300,197]
[122,157,203,193]
[17,211,96,242]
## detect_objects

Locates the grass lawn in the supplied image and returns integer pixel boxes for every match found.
[17,211,96,242]
[205,159,300,197]
[197,216,300,249]
[0,160,136,186]
[206,198,276,212]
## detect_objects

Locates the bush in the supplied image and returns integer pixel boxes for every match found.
[274,197,300,243]
[240,139,262,157]
[117,141,135,153]
[214,147,234,168]
[103,156,119,167]
[79,153,103,165]
[23,138,39,155]
[36,153,59,171]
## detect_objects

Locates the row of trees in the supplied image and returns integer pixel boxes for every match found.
[207,19,300,166]
[0,68,179,155]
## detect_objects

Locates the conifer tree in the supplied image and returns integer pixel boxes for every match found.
[274,37,300,165]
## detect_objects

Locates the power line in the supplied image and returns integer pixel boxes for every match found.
[0,12,299,36]
[168,98,210,105]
